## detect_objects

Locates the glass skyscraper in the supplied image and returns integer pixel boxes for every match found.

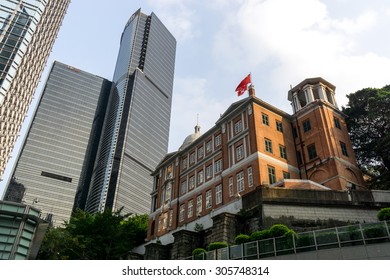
[84,9,176,215]
[12,61,112,226]
[0,0,70,178]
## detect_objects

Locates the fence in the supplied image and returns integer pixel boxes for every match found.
[187,221,390,260]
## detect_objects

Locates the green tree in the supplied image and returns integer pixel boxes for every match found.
[37,209,148,260]
[342,85,390,189]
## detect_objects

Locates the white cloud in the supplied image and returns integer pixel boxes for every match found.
[212,0,390,108]
[146,0,198,42]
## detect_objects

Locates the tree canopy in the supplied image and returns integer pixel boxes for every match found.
[37,209,148,260]
[342,85,390,189]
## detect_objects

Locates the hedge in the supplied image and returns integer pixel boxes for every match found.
[207,242,228,251]
[235,234,250,245]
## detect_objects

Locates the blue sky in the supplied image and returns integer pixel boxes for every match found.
[1,0,390,197]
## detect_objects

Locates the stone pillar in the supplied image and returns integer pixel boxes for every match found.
[144,243,171,260]
[210,212,237,245]
[171,230,202,260]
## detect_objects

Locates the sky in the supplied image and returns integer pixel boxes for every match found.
[1,0,390,197]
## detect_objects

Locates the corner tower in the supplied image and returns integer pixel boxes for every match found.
[288,78,365,190]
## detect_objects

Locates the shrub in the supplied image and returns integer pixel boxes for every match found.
[377,208,390,221]
[250,229,272,241]
[207,242,228,251]
[235,234,250,245]
[269,224,291,237]
[364,226,386,239]
[192,248,207,256]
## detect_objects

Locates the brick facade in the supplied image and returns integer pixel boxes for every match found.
[147,78,366,246]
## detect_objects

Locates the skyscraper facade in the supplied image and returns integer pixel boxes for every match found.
[12,61,111,226]
[84,9,176,215]
[0,0,70,178]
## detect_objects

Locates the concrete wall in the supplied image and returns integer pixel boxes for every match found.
[263,242,390,260]
[263,204,379,224]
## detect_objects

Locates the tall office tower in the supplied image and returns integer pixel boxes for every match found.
[83,9,176,215]
[0,0,70,178]
[12,61,112,226]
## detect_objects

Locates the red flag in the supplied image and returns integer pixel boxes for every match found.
[235,74,251,96]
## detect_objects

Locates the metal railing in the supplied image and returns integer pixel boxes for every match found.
[186,221,390,260]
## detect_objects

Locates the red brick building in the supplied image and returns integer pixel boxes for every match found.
[147,77,365,242]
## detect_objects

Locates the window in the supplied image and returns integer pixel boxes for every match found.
[307,144,317,160]
[228,177,234,197]
[197,170,204,185]
[206,190,212,209]
[237,171,245,192]
[283,172,290,179]
[235,121,242,134]
[265,138,273,153]
[268,166,276,184]
[189,152,195,164]
[215,185,222,204]
[196,195,202,216]
[279,145,287,160]
[276,120,283,132]
[215,159,222,174]
[164,183,172,202]
[340,141,349,157]
[188,200,193,218]
[206,141,212,153]
[182,158,187,170]
[215,134,221,147]
[206,165,213,179]
[236,145,244,161]
[189,176,195,190]
[303,119,311,132]
[161,213,168,231]
[262,113,269,125]
[180,180,187,195]
[334,117,341,129]
[179,204,185,222]
[247,167,253,188]
[198,146,204,159]
[169,209,173,227]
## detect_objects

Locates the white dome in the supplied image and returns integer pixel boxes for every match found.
[179,124,201,151]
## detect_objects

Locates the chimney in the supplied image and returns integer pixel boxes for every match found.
[248,84,255,97]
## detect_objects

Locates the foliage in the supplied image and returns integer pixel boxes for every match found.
[234,234,250,245]
[250,229,272,241]
[377,208,390,221]
[269,224,291,237]
[342,85,390,189]
[207,242,228,251]
[192,248,207,256]
[37,209,148,260]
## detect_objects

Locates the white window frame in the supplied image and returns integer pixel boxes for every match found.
[214,159,222,174]
[189,176,195,190]
[198,146,204,159]
[237,171,245,192]
[206,190,212,209]
[206,165,213,179]
[196,195,202,216]
[215,134,221,147]
[197,170,204,185]
[179,204,185,222]
[188,200,193,218]
[180,180,187,195]
[235,121,242,134]
[236,145,244,161]
[215,185,222,205]
[228,177,234,197]
[248,167,253,188]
